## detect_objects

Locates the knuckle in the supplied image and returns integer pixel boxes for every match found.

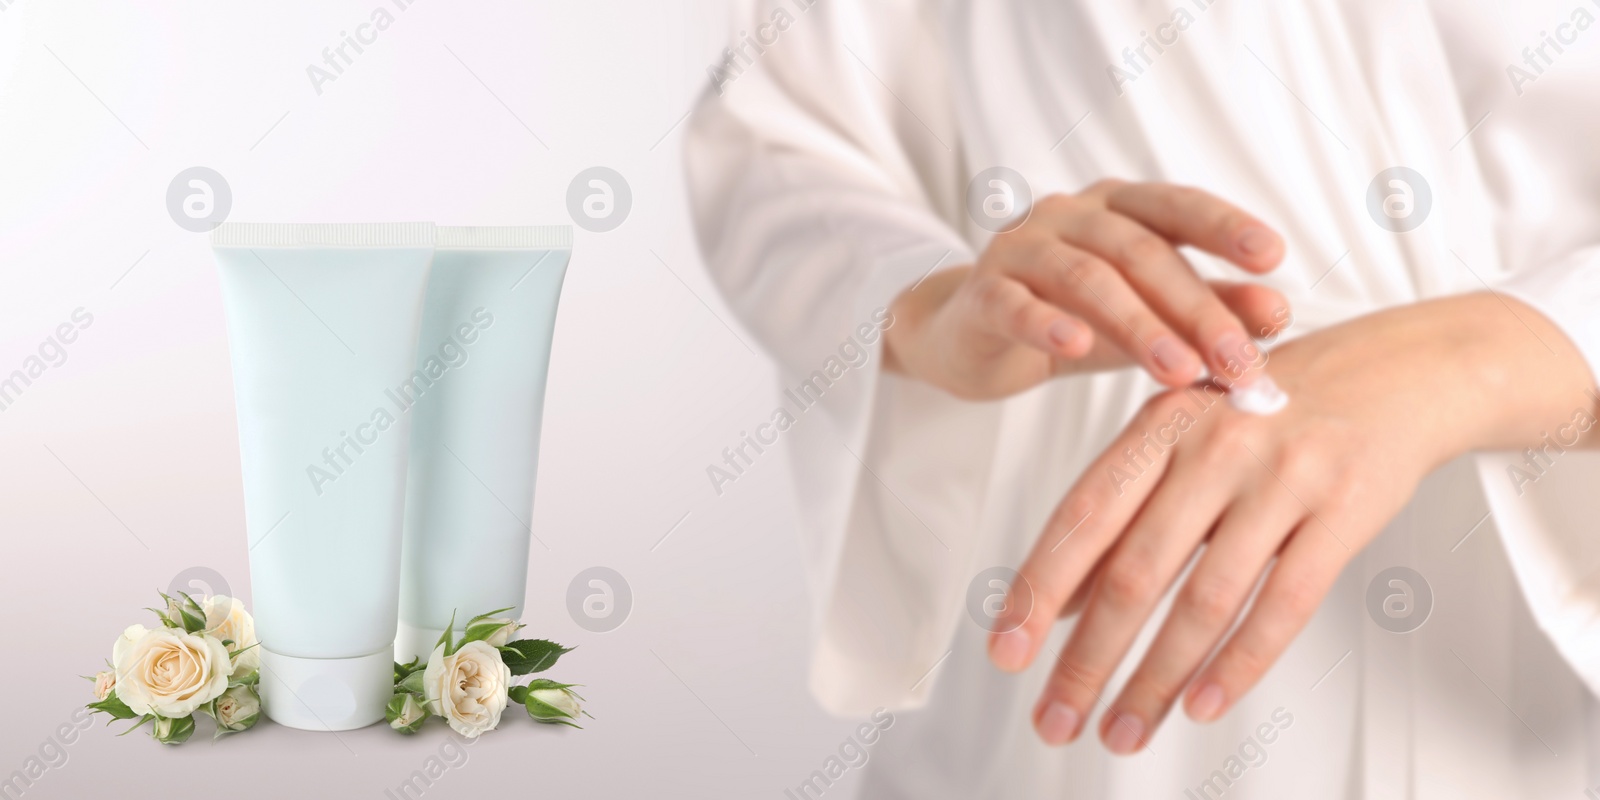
[1120,671,1180,707]
[1115,232,1172,271]
[1274,572,1324,618]
[1053,652,1110,689]
[1034,193,1078,217]
[1179,575,1241,628]
[1223,639,1274,682]
[1101,560,1158,608]
[972,276,1014,316]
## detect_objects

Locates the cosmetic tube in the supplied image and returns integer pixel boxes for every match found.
[213,222,434,730]
[395,225,573,661]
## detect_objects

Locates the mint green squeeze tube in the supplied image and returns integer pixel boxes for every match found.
[396,226,573,660]
[212,223,434,730]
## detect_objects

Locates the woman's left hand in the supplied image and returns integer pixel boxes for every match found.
[985,291,1598,753]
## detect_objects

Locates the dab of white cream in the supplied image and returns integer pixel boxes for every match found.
[1228,375,1288,415]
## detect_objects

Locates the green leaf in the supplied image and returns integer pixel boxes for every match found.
[396,670,426,696]
[87,691,138,721]
[465,607,516,626]
[433,610,458,657]
[498,639,573,676]
[229,670,260,688]
[507,685,529,705]
[393,657,422,684]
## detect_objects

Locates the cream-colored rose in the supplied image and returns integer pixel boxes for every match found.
[92,670,116,701]
[112,624,148,668]
[201,595,260,676]
[422,642,511,738]
[208,685,261,732]
[112,627,232,718]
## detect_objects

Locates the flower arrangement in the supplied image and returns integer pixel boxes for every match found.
[388,608,588,736]
[85,592,261,744]
[88,595,586,743]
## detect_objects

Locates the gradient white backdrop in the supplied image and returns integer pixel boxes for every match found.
[0,2,869,797]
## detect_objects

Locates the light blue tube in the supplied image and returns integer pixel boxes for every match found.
[212,222,434,730]
[396,225,573,660]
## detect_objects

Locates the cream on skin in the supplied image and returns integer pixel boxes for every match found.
[396,226,573,662]
[1226,374,1288,415]
[213,222,434,731]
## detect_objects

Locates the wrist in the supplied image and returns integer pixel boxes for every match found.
[883,266,970,376]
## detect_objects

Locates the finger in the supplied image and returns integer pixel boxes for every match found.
[1102,488,1306,750]
[1053,208,1264,385]
[1210,281,1291,339]
[1009,240,1204,387]
[972,275,1096,359]
[1183,522,1351,723]
[1104,183,1286,274]
[989,393,1184,674]
[1032,443,1238,749]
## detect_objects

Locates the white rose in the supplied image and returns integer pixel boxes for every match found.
[112,624,148,668]
[201,595,260,677]
[92,670,116,701]
[208,685,261,732]
[528,686,582,719]
[422,642,511,738]
[112,627,232,718]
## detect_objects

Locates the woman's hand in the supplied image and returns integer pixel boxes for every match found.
[883,181,1290,400]
[985,291,1598,753]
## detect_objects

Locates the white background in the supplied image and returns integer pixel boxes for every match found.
[0,1,867,797]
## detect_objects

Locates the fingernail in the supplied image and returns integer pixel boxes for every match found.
[1037,702,1080,746]
[1150,337,1198,376]
[991,628,1031,672]
[1047,319,1077,349]
[1237,226,1274,257]
[1212,332,1257,386]
[1103,713,1146,755]
[1189,683,1226,722]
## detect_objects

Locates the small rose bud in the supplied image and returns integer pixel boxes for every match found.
[465,617,522,648]
[523,681,584,727]
[93,670,116,701]
[152,715,196,745]
[208,685,261,733]
[387,692,430,734]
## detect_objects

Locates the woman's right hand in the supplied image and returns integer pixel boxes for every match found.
[882,181,1290,400]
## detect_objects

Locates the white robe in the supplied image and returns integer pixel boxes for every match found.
[686,1,1600,797]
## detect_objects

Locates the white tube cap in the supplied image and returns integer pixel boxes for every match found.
[395,622,452,664]
[259,647,394,731]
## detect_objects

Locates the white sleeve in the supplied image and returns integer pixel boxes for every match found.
[685,0,1001,714]
[1446,9,1600,696]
